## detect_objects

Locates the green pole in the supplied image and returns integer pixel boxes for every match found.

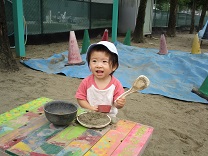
[112,0,118,43]
[12,0,25,57]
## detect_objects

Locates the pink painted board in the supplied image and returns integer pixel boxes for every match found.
[30,152,51,156]
[84,130,125,156]
[113,120,137,133]
[84,120,136,156]
[111,124,154,156]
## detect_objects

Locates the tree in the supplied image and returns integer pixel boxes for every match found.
[132,0,148,43]
[0,0,19,71]
[189,0,196,34]
[166,0,178,37]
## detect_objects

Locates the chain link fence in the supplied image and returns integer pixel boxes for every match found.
[153,10,208,28]
[5,0,113,35]
[5,0,208,35]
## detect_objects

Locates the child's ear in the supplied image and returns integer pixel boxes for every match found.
[112,65,118,71]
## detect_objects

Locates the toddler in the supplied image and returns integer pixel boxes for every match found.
[75,41,126,117]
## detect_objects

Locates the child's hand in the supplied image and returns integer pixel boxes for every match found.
[89,106,98,112]
[77,99,98,112]
[115,98,126,109]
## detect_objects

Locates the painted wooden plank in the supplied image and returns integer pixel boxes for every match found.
[56,128,110,156]
[6,122,66,156]
[32,142,64,155]
[0,150,10,156]
[0,97,52,125]
[0,106,44,138]
[84,120,136,156]
[0,150,9,156]
[0,115,47,151]
[30,152,50,156]
[30,107,88,154]
[111,124,154,156]
[0,121,22,138]
[113,120,137,133]
[31,123,109,156]
[47,124,87,146]
[84,130,125,156]
[31,125,88,155]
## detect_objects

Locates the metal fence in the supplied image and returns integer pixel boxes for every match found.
[5,0,208,35]
[5,0,113,35]
[153,10,208,27]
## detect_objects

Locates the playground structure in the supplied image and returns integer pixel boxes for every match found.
[11,0,25,57]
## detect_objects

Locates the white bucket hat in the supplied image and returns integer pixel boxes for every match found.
[86,41,118,55]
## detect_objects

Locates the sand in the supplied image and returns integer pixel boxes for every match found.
[1,32,208,156]
[77,112,111,126]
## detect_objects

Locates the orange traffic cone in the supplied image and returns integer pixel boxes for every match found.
[191,34,201,54]
[65,31,85,66]
[158,34,168,55]
[101,29,108,41]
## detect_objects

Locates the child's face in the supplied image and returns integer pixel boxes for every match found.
[89,51,117,79]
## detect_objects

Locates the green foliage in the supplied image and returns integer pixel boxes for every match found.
[155,0,169,11]
[178,0,191,11]
[178,0,208,10]
[178,0,191,6]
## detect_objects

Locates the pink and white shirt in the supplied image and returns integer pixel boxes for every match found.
[75,74,124,116]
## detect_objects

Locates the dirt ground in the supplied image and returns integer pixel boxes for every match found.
[1,31,208,156]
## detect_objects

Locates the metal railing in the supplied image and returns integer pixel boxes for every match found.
[5,0,113,35]
[153,10,208,27]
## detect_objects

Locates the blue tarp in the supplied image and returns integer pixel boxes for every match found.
[21,42,208,104]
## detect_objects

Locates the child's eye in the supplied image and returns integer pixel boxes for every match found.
[103,60,108,63]
[92,60,97,62]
